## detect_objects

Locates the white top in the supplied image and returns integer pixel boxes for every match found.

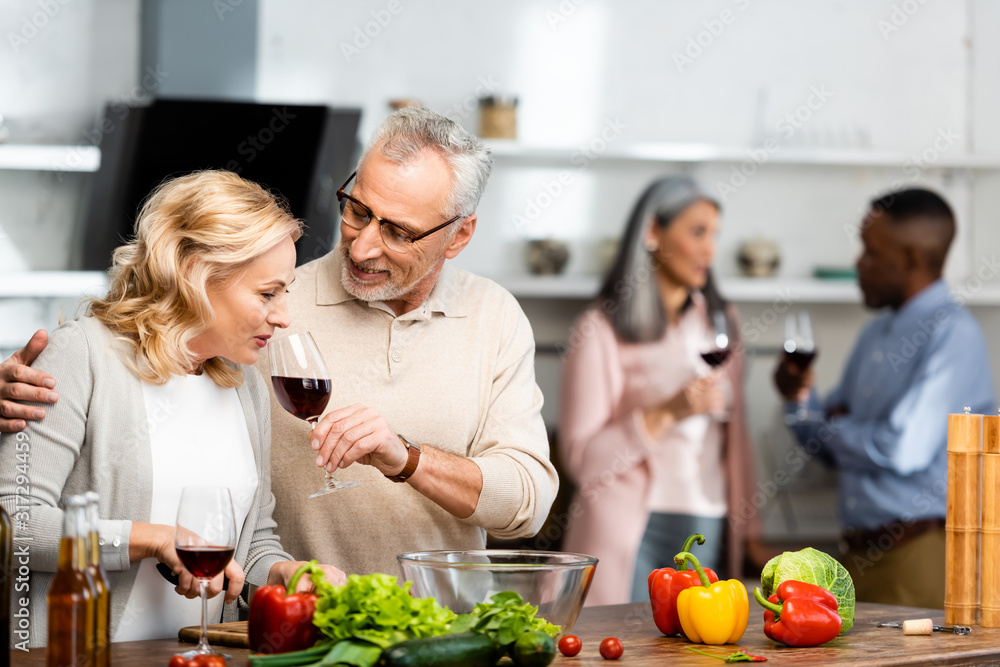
[113,373,259,642]
[644,306,728,517]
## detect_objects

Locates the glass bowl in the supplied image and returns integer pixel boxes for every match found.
[397,549,598,633]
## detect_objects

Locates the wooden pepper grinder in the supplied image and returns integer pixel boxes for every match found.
[981,411,1000,627]
[945,408,981,626]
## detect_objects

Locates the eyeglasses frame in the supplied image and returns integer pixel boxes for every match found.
[335,171,464,252]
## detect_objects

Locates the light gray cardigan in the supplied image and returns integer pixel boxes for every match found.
[0,317,292,648]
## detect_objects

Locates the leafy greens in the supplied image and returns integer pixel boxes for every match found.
[311,573,455,649]
[449,591,560,648]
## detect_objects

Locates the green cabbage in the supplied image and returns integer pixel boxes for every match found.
[760,547,855,634]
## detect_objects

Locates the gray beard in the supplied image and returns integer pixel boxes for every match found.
[338,240,435,303]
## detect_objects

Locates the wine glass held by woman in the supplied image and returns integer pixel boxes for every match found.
[558,176,762,608]
[174,487,237,659]
[0,170,345,649]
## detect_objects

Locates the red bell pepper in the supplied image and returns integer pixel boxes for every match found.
[753,581,842,647]
[647,534,719,637]
[248,561,326,654]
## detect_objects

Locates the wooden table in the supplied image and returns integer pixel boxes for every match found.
[12,602,1000,665]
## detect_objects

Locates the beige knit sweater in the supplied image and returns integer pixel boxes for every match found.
[258,251,558,576]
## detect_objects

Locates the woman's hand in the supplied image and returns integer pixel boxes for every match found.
[643,373,725,439]
[268,560,348,591]
[676,373,725,417]
[129,522,245,603]
[173,558,245,604]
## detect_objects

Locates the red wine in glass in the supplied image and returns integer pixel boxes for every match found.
[269,332,359,497]
[175,546,236,579]
[700,349,731,368]
[783,311,818,422]
[698,310,732,421]
[271,377,332,422]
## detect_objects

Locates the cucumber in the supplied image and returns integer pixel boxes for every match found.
[378,632,500,667]
[511,630,556,667]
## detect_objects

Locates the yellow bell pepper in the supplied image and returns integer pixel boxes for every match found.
[673,551,749,645]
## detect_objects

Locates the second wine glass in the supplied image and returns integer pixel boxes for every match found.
[783,311,819,422]
[269,332,359,497]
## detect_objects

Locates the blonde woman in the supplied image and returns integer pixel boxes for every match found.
[0,171,345,647]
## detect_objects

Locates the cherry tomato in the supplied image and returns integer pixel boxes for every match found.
[599,636,624,660]
[558,634,582,657]
[189,655,225,667]
[168,656,188,667]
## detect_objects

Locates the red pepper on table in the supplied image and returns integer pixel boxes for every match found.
[248,560,326,654]
[753,581,842,647]
[647,534,720,637]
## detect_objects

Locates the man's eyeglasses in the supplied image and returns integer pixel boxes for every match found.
[336,171,464,254]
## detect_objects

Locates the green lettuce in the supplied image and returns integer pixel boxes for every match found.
[311,573,455,649]
[760,547,855,634]
[449,591,560,648]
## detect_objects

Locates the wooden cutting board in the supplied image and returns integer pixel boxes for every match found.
[178,621,250,648]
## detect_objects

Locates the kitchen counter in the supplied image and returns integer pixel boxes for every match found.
[11,601,1000,665]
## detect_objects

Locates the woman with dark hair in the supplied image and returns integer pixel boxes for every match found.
[559,176,758,605]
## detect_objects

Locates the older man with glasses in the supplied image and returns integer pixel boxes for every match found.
[1,108,559,577]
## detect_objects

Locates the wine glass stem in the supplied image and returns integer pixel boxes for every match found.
[197,578,210,653]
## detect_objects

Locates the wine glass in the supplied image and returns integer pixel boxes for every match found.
[783,311,818,422]
[174,487,236,660]
[269,332,359,497]
[698,310,731,421]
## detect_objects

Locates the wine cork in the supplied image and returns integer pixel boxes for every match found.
[981,414,1000,627]
[945,411,981,626]
[902,618,933,635]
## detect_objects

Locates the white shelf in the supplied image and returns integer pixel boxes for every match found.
[720,277,860,303]
[494,273,1000,305]
[484,140,1000,170]
[0,144,101,172]
[0,271,109,298]
[491,274,601,299]
[491,274,862,302]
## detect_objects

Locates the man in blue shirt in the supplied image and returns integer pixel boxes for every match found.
[774,188,996,609]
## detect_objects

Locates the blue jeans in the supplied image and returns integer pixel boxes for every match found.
[630,512,725,603]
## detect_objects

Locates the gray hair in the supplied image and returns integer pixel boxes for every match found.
[359,107,493,221]
[599,175,724,343]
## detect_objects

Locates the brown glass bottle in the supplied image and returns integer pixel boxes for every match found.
[46,496,95,667]
[84,493,110,667]
[1,503,12,667]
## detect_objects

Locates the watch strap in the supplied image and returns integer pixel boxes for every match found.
[386,435,421,483]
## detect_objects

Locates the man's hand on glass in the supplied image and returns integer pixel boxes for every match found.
[310,403,409,477]
[0,329,56,432]
[773,357,813,403]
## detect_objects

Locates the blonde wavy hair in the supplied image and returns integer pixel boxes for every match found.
[88,170,303,388]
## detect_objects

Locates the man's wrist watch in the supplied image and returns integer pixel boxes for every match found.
[386,434,421,483]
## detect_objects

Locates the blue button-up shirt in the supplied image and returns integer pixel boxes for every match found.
[788,280,996,530]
